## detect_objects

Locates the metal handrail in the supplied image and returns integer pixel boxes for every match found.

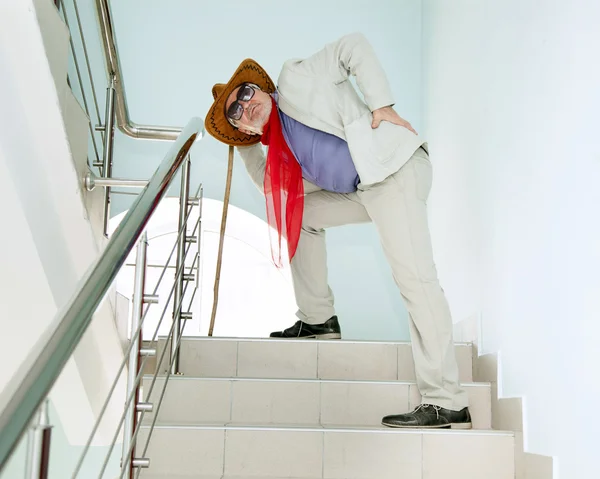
[68,200,201,478]
[95,0,182,141]
[0,117,204,472]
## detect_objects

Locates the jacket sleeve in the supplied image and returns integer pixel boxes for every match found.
[294,32,395,112]
[236,144,266,193]
[236,144,322,195]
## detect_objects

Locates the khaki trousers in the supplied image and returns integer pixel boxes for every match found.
[291,147,469,410]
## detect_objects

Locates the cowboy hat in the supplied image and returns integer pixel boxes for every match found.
[205,59,276,146]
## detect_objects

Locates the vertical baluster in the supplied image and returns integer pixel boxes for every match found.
[25,400,52,479]
[170,156,191,374]
[121,232,150,478]
[96,75,116,237]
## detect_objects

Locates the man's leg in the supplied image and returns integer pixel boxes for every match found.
[271,190,370,338]
[358,148,470,425]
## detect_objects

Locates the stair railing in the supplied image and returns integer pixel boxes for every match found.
[57,0,186,238]
[55,0,192,375]
[0,2,207,476]
[0,118,204,478]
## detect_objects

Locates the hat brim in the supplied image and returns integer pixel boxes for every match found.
[205,59,276,146]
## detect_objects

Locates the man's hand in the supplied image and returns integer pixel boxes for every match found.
[371,106,417,134]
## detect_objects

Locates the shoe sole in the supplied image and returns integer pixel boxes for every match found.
[381,421,472,430]
[381,421,451,429]
[301,333,341,340]
[450,422,473,430]
[270,333,342,340]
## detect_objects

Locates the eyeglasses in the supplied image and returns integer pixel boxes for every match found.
[226,83,259,124]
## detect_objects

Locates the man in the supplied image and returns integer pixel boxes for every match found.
[205,32,471,429]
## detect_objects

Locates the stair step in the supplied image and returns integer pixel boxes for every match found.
[155,337,473,382]
[33,0,70,93]
[137,423,515,479]
[141,376,491,429]
[140,476,321,479]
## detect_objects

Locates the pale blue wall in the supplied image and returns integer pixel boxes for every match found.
[73,0,424,340]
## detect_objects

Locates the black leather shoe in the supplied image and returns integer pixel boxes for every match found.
[381,404,472,429]
[270,316,341,339]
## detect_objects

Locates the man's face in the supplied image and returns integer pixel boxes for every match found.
[225,83,272,136]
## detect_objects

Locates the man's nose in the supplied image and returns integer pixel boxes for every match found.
[240,100,253,117]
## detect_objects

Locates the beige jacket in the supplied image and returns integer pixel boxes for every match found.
[237,32,427,193]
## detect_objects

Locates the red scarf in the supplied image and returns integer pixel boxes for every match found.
[260,97,304,267]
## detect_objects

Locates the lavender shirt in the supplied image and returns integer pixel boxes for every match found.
[274,94,360,193]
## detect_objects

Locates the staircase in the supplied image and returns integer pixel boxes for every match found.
[26,2,515,477]
[138,337,516,478]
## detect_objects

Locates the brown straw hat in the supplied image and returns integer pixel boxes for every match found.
[205,59,276,146]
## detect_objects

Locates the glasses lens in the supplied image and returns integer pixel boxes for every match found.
[238,84,255,102]
[226,102,243,121]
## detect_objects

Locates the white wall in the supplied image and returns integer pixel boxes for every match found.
[422,1,600,477]
[0,0,126,461]
[0,142,58,403]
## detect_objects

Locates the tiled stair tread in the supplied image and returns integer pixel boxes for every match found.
[153,337,474,383]
[159,335,473,345]
[138,423,515,478]
[140,476,320,479]
[139,476,223,479]
[139,374,492,430]
[139,374,493,430]
[141,421,513,436]
[143,374,490,386]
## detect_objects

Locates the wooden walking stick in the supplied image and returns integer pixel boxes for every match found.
[208,145,234,336]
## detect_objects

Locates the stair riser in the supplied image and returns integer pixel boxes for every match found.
[141,378,491,429]
[137,427,515,479]
[155,339,473,382]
